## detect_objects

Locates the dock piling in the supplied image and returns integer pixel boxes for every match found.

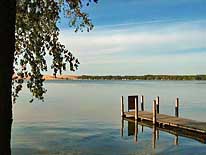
[121,117,124,137]
[153,100,157,125]
[152,125,156,149]
[135,96,138,120]
[141,95,144,111]
[121,96,124,117]
[174,135,179,145]
[134,120,138,143]
[156,96,160,114]
[175,98,179,117]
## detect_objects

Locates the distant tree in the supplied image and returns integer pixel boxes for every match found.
[0,0,97,154]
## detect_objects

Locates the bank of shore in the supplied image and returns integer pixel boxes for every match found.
[13,74,206,81]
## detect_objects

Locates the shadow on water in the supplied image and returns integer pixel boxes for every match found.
[120,118,206,155]
[11,119,206,155]
[12,148,50,155]
[120,117,206,149]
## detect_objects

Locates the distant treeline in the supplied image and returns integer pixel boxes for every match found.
[79,75,206,80]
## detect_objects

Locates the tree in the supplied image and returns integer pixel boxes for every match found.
[0,0,97,154]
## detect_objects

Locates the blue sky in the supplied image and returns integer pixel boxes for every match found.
[58,0,206,75]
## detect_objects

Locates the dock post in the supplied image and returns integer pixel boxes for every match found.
[134,120,138,143]
[175,98,179,117]
[153,100,157,125]
[152,125,156,149]
[174,135,179,145]
[141,95,144,111]
[135,96,138,120]
[156,129,159,140]
[156,96,160,114]
[121,96,124,117]
[120,117,124,137]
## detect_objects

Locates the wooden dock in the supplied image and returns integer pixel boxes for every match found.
[124,111,206,134]
[120,95,206,144]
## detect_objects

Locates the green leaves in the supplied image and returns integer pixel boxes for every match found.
[13,0,96,103]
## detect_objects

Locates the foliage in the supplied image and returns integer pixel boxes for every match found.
[13,0,97,102]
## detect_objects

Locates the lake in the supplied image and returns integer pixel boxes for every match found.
[12,80,206,155]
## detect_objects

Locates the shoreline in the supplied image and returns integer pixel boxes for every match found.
[45,74,206,81]
[13,74,206,81]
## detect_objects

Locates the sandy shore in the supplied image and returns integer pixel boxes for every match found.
[12,74,80,80]
[42,75,80,80]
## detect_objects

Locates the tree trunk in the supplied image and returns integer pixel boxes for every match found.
[0,0,16,154]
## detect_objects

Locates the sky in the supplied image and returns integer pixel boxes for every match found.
[58,0,206,75]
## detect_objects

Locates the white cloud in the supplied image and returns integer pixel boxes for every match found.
[59,20,206,74]
[60,20,206,56]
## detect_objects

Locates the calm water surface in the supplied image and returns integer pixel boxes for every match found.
[12,80,206,155]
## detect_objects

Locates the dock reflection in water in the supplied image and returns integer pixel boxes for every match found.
[120,117,206,149]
